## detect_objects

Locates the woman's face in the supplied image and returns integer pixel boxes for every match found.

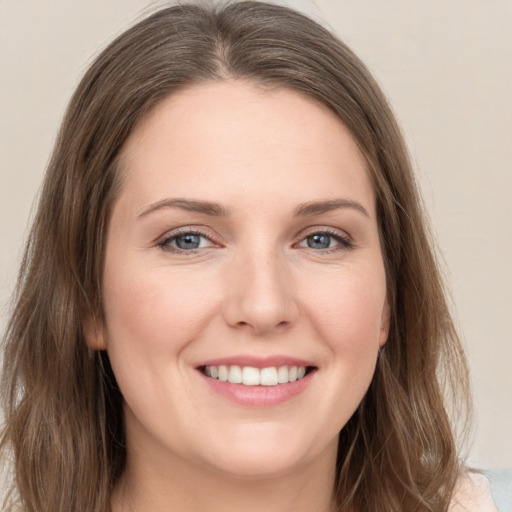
[88,81,389,479]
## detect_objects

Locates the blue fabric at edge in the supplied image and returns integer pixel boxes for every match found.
[484,469,512,512]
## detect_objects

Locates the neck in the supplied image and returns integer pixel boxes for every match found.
[112,439,338,512]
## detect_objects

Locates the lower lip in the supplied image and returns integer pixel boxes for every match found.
[197,370,315,407]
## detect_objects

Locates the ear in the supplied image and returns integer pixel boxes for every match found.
[378,298,391,348]
[82,313,107,351]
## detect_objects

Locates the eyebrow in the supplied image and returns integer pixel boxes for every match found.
[292,198,369,218]
[138,198,230,218]
[137,197,369,219]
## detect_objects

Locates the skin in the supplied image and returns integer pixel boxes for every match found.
[86,81,390,512]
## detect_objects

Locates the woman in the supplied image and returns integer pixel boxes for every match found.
[0,1,495,511]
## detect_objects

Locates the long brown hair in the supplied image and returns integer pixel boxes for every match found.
[1,2,470,511]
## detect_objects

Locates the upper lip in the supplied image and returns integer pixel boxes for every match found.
[196,355,316,369]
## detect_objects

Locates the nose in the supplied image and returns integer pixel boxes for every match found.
[222,248,299,336]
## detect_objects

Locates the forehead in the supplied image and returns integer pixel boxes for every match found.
[117,80,375,215]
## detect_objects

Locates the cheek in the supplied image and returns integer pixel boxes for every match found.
[101,261,219,370]
[301,263,387,394]
[290,264,387,439]
[306,268,387,348]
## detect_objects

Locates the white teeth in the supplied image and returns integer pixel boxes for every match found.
[204,364,310,386]
[277,366,289,383]
[242,367,260,386]
[228,365,243,384]
[260,367,278,386]
[218,365,228,382]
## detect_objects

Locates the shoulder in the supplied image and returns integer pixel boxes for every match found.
[449,471,498,512]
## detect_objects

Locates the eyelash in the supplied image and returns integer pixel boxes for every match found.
[298,228,353,254]
[157,227,354,254]
[157,228,216,253]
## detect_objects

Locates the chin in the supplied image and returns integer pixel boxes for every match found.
[197,428,333,480]
[203,450,306,480]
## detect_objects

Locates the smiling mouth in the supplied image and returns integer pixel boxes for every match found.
[198,365,317,386]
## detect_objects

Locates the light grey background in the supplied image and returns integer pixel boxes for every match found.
[1,0,511,493]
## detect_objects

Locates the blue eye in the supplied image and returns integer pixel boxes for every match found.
[306,233,333,249]
[299,231,352,252]
[173,233,202,250]
[158,230,214,252]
